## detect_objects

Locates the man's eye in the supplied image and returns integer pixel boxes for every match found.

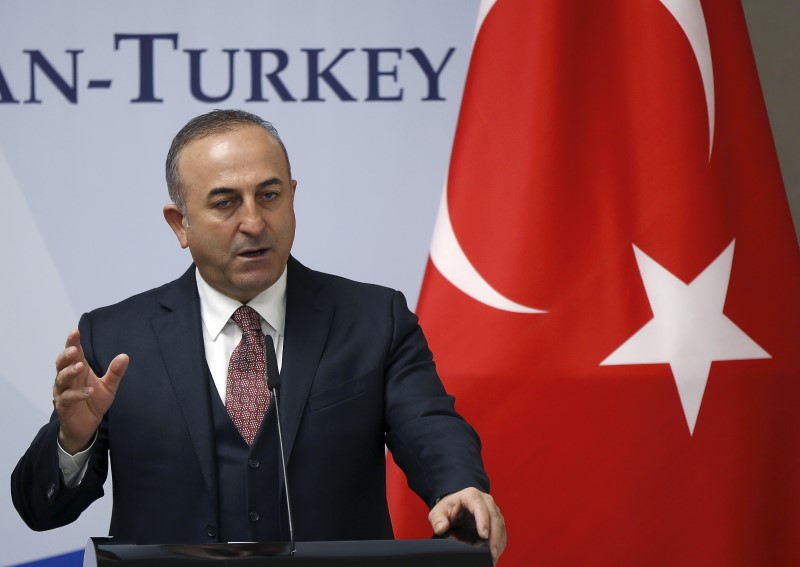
[260,192,278,201]
[214,199,232,208]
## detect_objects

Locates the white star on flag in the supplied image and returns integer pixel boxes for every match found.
[601,240,770,435]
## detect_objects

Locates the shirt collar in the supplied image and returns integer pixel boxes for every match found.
[195,266,288,340]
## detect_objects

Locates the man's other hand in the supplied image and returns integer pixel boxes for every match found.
[429,487,506,563]
[53,329,128,454]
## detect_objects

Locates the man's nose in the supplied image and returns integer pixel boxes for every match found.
[238,199,266,234]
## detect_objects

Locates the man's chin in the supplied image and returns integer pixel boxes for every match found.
[230,273,281,301]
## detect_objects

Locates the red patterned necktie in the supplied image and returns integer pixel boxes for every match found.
[225,305,270,445]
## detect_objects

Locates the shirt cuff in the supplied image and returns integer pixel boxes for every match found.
[57,433,97,488]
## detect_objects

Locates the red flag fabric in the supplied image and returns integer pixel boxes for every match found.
[387,0,800,565]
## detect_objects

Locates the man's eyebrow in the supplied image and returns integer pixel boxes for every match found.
[205,178,281,199]
[256,177,282,190]
[207,187,237,199]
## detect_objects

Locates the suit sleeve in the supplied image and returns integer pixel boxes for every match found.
[383,290,489,507]
[10,313,110,531]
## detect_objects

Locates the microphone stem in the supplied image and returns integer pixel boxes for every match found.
[272,387,295,555]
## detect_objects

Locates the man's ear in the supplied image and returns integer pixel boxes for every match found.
[163,204,189,249]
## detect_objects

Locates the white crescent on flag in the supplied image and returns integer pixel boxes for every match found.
[429,0,713,314]
[659,0,715,156]
[430,0,544,314]
[429,185,547,314]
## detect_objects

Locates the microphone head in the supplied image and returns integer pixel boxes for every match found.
[264,334,282,390]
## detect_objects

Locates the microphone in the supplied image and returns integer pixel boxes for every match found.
[264,334,295,555]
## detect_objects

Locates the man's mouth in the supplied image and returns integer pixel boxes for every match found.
[239,248,268,258]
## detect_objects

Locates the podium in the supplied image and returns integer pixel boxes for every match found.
[84,538,493,566]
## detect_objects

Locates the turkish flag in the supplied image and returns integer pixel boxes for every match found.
[387,0,800,565]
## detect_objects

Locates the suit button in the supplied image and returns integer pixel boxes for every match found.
[206,524,217,538]
[249,512,260,522]
[248,459,260,469]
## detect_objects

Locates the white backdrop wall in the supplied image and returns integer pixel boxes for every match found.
[0,2,478,563]
[1,1,797,565]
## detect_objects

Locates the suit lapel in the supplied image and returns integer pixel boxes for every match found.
[145,260,331,500]
[280,257,335,462]
[150,267,217,501]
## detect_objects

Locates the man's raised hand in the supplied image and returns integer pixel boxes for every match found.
[53,329,128,454]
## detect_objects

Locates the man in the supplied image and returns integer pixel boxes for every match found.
[12,110,506,562]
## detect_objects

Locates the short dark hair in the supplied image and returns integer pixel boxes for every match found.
[165,109,292,213]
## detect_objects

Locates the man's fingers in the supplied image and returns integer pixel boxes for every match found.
[54,327,128,405]
[63,328,80,349]
[429,489,506,563]
[55,345,80,374]
[102,354,129,391]
[466,492,492,540]
[451,488,491,538]
[53,359,86,394]
[428,500,452,535]
[54,361,93,411]
[55,330,89,381]
[487,502,506,562]
[56,386,95,405]
[429,489,487,538]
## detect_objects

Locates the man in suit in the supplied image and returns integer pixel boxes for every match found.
[12,110,506,562]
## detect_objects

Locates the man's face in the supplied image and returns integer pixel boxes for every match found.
[164,124,296,303]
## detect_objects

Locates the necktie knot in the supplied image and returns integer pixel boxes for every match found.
[233,305,263,336]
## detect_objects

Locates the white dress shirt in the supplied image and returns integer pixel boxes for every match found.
[59,266,288,486]
[196,267,286,402]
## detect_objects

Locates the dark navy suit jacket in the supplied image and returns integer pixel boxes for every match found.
[12,257,488,543]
